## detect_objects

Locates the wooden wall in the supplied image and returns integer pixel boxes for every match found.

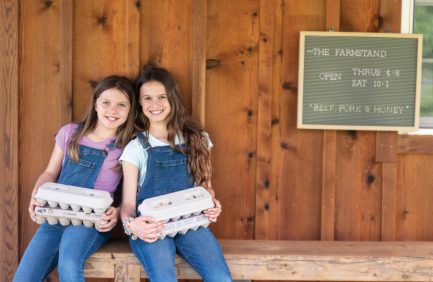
[1,0,433,281]
[0,0,19,281]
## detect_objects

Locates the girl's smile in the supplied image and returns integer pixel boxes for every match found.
[140,81,171,124]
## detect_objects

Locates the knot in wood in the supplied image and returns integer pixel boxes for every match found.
[97,16,108,25]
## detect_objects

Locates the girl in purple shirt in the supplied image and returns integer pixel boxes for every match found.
[14,75,137,282]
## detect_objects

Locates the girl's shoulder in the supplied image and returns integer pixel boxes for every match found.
[55,123,80,150]
[126,131,212,148]
[58,123,79,135]
[125,135,143,148]
[134,132,172,147]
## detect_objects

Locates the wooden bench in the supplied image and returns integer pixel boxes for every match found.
[84,239,433,281]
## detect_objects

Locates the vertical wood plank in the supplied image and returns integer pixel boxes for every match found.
[335,0,382,241]
[206,0,259,239]
[321,0,340,241]
[379,0,401,241]
[379,0,402,33]
[321,131,337,241]
[381,161,397,240]
[334,131,382,240]
[340,0,381,32]
[59,0,73,124]
[267,0,284,241]
[114,263,141,282]
[139,0,151,65]
[397,154,433,240]
[255,0,275,240]
[191,0,207,125]
[326,0,341,30]
[140,0,193,111]
[0,0,18,279]
[188,3,205,277]
[73,0,140,120]
[19,0,73,259]
[276,0,326,240]
[376,132,397,163]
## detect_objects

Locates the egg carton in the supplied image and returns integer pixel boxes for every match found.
[34,182,113,214]
[160,213,210,239]
[138,186,214,239]
[34,206,106,228]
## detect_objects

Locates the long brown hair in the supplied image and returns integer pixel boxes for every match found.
[68,75,137,164]
[135,64,211,186]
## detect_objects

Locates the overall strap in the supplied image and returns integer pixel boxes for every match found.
[137,132,151,150]
[106,139,117,151]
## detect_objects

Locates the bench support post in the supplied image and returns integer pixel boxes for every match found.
[114,262,141,282]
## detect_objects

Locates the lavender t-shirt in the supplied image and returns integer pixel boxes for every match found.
[55,123,122,194]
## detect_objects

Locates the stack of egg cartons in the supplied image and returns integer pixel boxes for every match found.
[138,186,214,239]
[34,182,113,228]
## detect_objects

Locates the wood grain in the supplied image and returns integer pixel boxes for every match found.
[140,0,193,111]
[378,0,401,241]
[85,239,433,281]
[0,0,19,280]
[13,1,433,281]
[191,0,207,125]
[276,0,326,240]
[334,0,382,241]
[321,0,341,241]
[73,0,139,120]
[19,0,73,254]
[206,0,259,239]
[255,0,276,240]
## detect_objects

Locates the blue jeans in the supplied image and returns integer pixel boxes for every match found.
[14,140,114,281]
[130,227,232,282]
[132,134,232,281]
[14,223,110,282]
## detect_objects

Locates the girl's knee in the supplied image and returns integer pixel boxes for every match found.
[201,262,232,282]
[57,256,84,279]
[13,269,45,282]
[203,271,232,282]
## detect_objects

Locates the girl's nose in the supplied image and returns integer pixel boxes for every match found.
[149,99,160,105]
[108,105,118,113]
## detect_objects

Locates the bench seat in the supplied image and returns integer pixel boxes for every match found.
[84,239,433,281]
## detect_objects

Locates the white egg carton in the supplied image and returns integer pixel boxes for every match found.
[34,206,106,228]
[138,186,214,239]
[34,182,113,214]
[160,214,210,239]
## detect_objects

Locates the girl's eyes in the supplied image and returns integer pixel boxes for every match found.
[142,95,167,101]
[100,100,129,108]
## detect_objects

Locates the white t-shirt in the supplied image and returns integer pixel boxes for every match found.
[120,132,212,186]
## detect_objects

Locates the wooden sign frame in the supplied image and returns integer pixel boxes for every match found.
[297,31,423,131]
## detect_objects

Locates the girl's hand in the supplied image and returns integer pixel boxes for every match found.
[28,190,44,222]
[97,206,119,232]
[129,216,164,243]
[204,198,222,222]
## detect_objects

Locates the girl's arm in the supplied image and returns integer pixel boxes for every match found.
[121,161,163,242]
[203,180,223,223]
[28,143,64,221]
[120,161,139,220]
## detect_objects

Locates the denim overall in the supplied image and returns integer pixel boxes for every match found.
[14,142,115,282]
[129,133,232,282]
